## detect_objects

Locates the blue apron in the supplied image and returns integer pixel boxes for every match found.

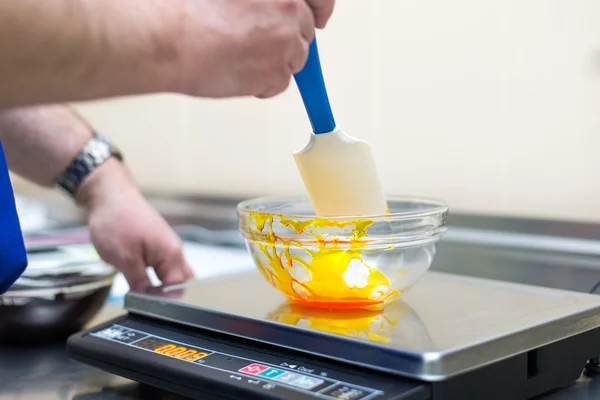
[0,140,28,294]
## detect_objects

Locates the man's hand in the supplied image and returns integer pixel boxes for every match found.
[306,0,336,29]
[77,158,194,290]
[0,0,336,107]
[172,0,337,98]
[0,105,194,290]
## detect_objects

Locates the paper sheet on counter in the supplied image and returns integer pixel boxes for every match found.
[108,241,255,303]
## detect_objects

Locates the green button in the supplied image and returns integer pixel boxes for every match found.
[259,368,285,379]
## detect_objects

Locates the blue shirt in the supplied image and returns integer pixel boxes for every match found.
[0,140,28,294]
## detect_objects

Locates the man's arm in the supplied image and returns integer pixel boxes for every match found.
[0,1,178,108]
[0,105,93,187]
[0,105,193,290]
[0,0,336,108]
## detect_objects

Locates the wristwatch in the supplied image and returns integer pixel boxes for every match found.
[57,131,123,196]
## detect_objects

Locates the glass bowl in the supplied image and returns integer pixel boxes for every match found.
[238,195,448,310]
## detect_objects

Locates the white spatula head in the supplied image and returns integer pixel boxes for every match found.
[293,128,387,217]
[293,38,387,217]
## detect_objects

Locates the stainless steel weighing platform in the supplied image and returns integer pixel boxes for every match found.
[67,268,600,400]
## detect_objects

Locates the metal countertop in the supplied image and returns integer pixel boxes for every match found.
[4,195,600,399]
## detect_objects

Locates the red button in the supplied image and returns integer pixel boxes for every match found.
[239,364,269,375]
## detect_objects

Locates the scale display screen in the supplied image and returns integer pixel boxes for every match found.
[132,337,211,362]
[88,323,394,400]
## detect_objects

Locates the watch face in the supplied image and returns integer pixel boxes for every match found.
[84,138,111,164]
[93,132,123,161]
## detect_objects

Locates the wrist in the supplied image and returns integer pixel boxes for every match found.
[75,157,139,209]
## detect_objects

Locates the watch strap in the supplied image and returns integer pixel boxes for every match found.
[57,131,123,196]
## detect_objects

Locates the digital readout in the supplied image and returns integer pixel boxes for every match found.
[132,337,212,362]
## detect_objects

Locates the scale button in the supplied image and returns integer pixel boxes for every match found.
[116,330,147,343]
[239,363,269,375]
[94,327,144,343]
[258,368,285,379]
[322,384,371,400]
[288,375,324,390]
[94,326,128,338]
[272,372,302,384]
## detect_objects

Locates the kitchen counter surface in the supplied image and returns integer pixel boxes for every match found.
[4,193,600,399]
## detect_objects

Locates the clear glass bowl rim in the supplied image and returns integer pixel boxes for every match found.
[237,195,449,222]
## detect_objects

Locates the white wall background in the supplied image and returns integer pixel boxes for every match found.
[14,0,600,222]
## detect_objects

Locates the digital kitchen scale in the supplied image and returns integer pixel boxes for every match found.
[67,270,600,400]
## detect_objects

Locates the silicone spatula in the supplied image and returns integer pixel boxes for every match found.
[292,38,387,217]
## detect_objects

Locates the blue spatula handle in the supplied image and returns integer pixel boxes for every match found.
[293,38,336,134]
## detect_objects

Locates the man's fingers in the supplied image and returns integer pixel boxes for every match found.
[153,261,187,287]
[150,240,190,286]
[118,259,152,291]
[297,1,316,44]
[289,33,310,74]
[184,262,195,280]
[305,0,336,29]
